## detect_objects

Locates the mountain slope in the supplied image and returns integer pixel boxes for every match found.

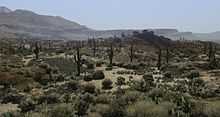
[0,7,91,40]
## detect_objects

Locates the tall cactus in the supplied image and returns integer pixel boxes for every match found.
[92,38,96,57]
[157,47,162,69]
[74,46,81,76]
[33,42,40,60]
[166,47,169,64]
[129,42,134,63]
[208,42,213,61]
[108,43,114,66]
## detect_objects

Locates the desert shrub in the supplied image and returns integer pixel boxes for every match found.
[96,94,111,104]
[96,61,103,67]
[164,71,172,79]
[2,92,24,104]
[1,112,12,117]
[130,78,153,92]
[100,98,126,117]
[186,70,200,79]
[18,98,35,112]
[33,73,51,85]
[83,83,96,94]
[116,76,126,86]
[67,80,80,91]
[93,70,105,80]
[126,101,174,117]
[87,63,94,69]
[39,63,50,70]
[74,99,90,116]
[44,58,76,75]
[54,74,64,82]
[0,72,17,87]
[83,74,93,81]
[123,64,139,70]
[105,67,113,71]
[119,91,141,104]
[88,112,102,117]
[94,104,111,117]
[148,88,165,104]
[81,93,95,104]
[49,104,75,117]
[37,93,59,104]
[143,73,154,82]
[102,79,113,90]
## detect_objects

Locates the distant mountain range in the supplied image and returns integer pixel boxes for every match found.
[0,6,219,42]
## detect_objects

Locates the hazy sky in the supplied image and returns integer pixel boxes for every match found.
[1,0,220,33]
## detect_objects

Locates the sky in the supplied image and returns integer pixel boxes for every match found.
[1,0,220,33]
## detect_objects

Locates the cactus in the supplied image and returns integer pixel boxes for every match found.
[33,42,40,60]
[157,47,162,69]
[92,38,96,57]
[108,43,114,66]
[166,47,169,64]
[129,42,134,63]
[74,46,81,76]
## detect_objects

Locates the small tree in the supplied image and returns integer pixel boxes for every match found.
[33,42,40,60]
[74,45,81,76]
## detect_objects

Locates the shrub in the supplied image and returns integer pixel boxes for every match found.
[105,67,113,71]
[87,63,94,69]
[102,79,113,90]
[96,61,103,67]
[83,74,93,81]
[116,76,126,86]
[93,70,105,80]
[96,94,111,104]
[186,70,200,79]
[37,93,59,104]
[164,71,172,79]
[126,101,174,117]
[143,73,153,82]
[18,98,35,112]
[67,80,79,91]
[75,99,89,116]
[50,104,75,117]
[83,83,96,94]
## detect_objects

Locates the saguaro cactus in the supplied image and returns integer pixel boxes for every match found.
[129,42,134,63]
[166,47,169,64]
[33,42,40,60]
[208,42,213,61]
[108,43,114,66]
[157,47,162,69]
[92,38,96,57]
[74,46,81,76]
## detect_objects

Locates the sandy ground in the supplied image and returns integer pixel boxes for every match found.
[0,103,20,115]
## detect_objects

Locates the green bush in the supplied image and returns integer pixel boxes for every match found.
[102,79,113,90]
[49,104,75,117]
[126,101,174,117]
[83,83,96,94]
[93,70,105,80]
[116,76,126,86]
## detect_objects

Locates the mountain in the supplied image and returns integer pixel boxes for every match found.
[0,6,219,42]
[156,30,220,42]
[0,7,93,40]
[0,7,12,13]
